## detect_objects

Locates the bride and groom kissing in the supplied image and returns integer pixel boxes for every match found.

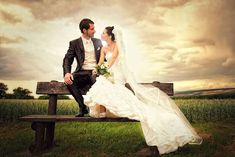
[63,18,202,155]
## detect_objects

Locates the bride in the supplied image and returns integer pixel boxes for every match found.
[83,26,202,155]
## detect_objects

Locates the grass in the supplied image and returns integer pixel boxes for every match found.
[0,99,235,156]
[0,120,234,157]
[0,99,234,122]
[0,99,78,121]
[175,99,235,122]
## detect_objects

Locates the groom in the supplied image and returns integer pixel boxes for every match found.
[63,18,103,117]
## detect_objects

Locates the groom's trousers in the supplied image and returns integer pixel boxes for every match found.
[66,70,96,112]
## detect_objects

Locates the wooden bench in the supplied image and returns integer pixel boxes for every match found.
[19,80,173,156]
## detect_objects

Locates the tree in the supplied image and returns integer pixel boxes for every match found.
[13,87,34,99]
[0,82,8,99]
[5,93,15,99]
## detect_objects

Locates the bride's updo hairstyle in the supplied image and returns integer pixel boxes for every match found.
[105,26,115,41]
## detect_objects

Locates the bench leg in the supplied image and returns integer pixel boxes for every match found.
[149,146,160,157]
[30,122,46,153]
[45,122,56,149]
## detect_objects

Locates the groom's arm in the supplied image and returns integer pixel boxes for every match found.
[63,41,75,76]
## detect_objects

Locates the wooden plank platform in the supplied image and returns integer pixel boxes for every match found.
[19,115,139,122]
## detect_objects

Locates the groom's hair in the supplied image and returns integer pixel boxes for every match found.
[79,18,94,33]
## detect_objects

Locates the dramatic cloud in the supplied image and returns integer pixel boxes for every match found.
[0,10,22,24]
[0,35,26,44]
[192,38,216,47]
[0,0,234,95]
[0,47,50,80]
[156,0,191,8]
[135,0,235,84]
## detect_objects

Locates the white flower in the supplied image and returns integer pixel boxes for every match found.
[100,64,105,69]
[96,63,112,78]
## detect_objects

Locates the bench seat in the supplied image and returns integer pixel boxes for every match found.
[20,115,138,122]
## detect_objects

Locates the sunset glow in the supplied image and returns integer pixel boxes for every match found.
[1,0,235,97]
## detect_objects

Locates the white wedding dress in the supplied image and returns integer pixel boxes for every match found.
[83,28,202,155]
[83,52,202,155]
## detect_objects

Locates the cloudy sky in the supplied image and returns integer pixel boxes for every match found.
[1,0,235,97]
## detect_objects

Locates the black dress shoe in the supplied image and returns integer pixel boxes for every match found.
[83,109,89,114]
[75,112,84,117]
[75,109,89,117]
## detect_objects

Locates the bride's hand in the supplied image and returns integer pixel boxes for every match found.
[106,63,110,69]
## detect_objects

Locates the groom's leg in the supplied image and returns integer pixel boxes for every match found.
[66,79,87,113]
[66,72,92,113]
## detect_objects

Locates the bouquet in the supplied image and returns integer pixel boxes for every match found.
[95,62,112,78]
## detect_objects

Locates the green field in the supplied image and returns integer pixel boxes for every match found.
[0,99,235,157]
[0,99,234,122]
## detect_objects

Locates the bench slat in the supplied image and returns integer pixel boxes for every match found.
[36,81,174,96]
[19,115,139,122]
[36,82,70,95]
[144,81,174,96]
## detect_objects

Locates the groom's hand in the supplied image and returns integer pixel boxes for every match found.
[64,73,74,85]
[92,69,97,75]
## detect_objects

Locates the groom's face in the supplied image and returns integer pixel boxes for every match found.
[84,24,95,38]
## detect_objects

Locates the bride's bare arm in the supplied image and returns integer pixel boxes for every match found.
[108,45,119,68]
[98,47,105,66]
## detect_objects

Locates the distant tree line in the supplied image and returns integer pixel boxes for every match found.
[0,82,34,99]
[0,82,70,99]
[172,92,235,99]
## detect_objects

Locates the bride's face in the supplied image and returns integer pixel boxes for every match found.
[101,29,110,42]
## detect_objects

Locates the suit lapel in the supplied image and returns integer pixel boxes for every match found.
[78,37,85,53]
[77,37,85,63]
[91,38,100,63]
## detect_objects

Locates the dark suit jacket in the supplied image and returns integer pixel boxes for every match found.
[63,37,103,76]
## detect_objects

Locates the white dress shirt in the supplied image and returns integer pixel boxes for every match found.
[81,36,97,70]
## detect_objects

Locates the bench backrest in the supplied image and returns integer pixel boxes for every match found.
[36,81,174,96]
